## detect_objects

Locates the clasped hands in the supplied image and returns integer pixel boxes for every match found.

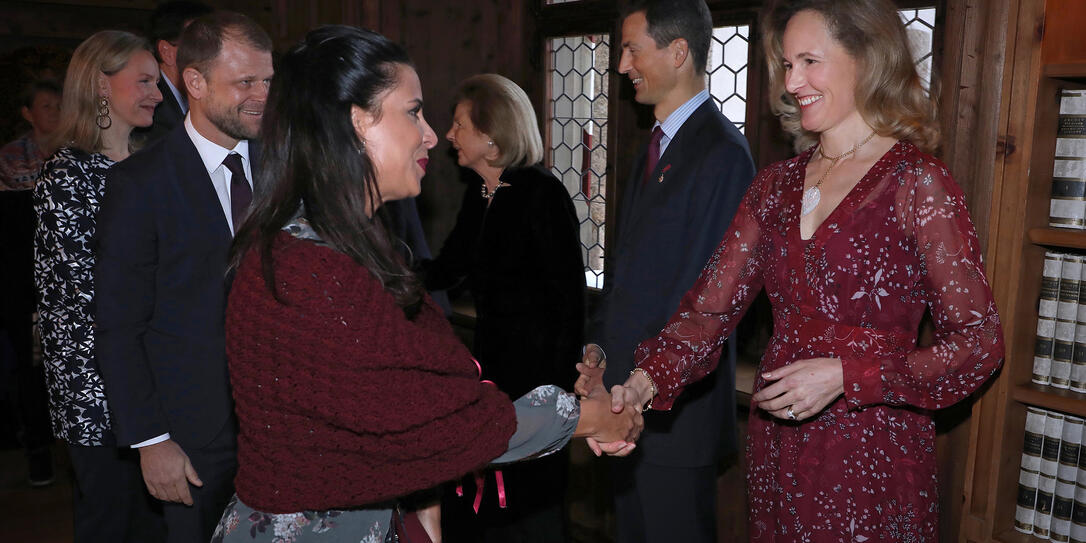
[573,344,846,456]
[573,344,650,457]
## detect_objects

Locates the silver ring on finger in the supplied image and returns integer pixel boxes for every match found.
[786,406,797,420]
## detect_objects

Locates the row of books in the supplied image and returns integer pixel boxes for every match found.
[1049,89,1086,229]
[1034,251,1086,389]
[1015,407,1086,541]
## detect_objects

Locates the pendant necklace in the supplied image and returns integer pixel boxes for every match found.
[801,131,877,217]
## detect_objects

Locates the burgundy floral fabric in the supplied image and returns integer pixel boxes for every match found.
[636,140,1004,541]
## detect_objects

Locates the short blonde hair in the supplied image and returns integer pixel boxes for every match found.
[762,0,939,153]
[452,74,543,168]
[51,30,153,154]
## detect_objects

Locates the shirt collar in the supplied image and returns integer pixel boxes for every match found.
[654,89,710,140]
[184,115,249,175]
[160,69,187,113]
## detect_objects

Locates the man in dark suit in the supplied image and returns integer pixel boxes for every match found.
[95,12,273,543]
[578,1,756,541]
[134,1,212,147]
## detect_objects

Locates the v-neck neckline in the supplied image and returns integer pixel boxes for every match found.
[796,139,904,242]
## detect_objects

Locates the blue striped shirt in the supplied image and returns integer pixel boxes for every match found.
[654,89,710,158]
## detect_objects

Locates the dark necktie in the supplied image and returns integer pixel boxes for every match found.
[642,126,664,184]
[222,153,252,234]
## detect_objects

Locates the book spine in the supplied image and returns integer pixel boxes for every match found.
[1074,409,1086,543]
[1074,258,1086,392]
[1057,480,1077,542]
[1053,90,1086,229]
[1038,410,1067,538]
[1042,473,1059,539]
[1022,407,1051,533]
[1055,416,1085,541]
[1040,252,1066,385]
[1055,256,1083,388]
[1070,484,1086,543]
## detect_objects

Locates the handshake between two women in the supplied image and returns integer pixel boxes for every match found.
[572,344,646,457]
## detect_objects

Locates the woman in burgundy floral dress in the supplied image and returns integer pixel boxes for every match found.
[579,0,1005,540]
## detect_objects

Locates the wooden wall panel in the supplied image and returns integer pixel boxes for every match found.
[1040,0,1086,64]
[958,0,1046,541]
[933,2,1015,538]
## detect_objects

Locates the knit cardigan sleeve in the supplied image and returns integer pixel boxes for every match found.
[228,232,517,513]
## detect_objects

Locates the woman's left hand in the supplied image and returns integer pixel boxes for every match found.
[751,357,845,421]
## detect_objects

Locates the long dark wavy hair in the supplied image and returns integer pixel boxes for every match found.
[230,25,425,318]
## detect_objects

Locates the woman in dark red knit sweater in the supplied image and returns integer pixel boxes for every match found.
[210,26,640,543]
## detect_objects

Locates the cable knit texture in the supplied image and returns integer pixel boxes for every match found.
[228,231,516,513]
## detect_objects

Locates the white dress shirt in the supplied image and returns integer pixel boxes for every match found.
[131,115,253,449]
[185,115,253,234]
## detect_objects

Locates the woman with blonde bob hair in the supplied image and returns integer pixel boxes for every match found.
[427,73,585,541]
[33,30,164,542]
[580,0,1004,540]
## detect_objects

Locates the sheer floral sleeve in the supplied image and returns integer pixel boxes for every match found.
[634,163,779,410]
[841,158,1004,410]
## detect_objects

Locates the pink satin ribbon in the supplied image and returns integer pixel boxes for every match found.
[455,470,508,513]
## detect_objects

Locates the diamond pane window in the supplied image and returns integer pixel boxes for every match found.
[899,7,937,90]
[707,24,750,133]
[546,34,610,289]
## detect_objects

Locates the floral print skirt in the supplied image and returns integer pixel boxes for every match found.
[212,494,395,543]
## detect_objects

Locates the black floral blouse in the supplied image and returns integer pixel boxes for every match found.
[33,146,116,446]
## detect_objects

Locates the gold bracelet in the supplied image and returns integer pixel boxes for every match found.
[629,368,658,411]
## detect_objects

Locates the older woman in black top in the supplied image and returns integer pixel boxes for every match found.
[426,74,584,542]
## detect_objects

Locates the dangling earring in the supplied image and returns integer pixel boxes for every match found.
[96,97,112,130]
[356,138,366,154]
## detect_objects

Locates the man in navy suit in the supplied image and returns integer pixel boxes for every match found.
[134,1,212,147]
[578,1,755,541]
[95,12,273,543]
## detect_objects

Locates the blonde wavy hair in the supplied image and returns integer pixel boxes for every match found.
[51,30,153,154]
[762,0,940,153]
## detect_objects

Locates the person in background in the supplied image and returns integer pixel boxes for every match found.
[211,25,638,543]
[424,73,585,542]
[33,30,165,542]
[584,0,1005,540]
[134,0,212,146]
[1,80,61,190]
[0,79,60,489]
[94,12,272,543]
[575,1,756,541]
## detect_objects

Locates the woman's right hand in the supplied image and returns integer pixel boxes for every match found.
[575,390,642,448]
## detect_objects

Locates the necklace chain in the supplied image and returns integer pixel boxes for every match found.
[810,131,877,193]
[800,132,877,218]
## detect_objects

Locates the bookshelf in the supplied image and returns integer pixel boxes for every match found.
[961,1,1086,541]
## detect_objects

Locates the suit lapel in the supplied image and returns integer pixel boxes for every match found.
[621,101,714,238]
[165,127,234,242]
